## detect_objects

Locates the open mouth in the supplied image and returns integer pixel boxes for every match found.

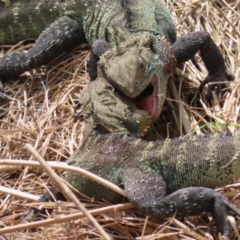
[134,74,159,120]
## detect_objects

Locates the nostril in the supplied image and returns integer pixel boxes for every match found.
[107,84,114,91]
[139,58,145,69]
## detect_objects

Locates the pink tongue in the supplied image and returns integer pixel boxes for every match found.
[136,95,158,120]
[136,96,153,113]
[135,74,159,120]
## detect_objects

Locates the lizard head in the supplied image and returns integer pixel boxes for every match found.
[75,77,153,138]
[98,32,176,120]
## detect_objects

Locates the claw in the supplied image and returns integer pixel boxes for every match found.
[0,91,9,103]
[74,102,84,122]
[199,75,211,92]
[225,70,235,81]
[21,208,38,224]
[199,68,234,105]
[74,111,84,122]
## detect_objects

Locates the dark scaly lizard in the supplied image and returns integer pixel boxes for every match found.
[0,0,234,125]
[26,132,240,238]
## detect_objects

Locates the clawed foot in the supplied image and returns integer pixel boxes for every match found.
[199,68,234,104]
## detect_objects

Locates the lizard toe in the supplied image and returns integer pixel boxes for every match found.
[200,68,234,104]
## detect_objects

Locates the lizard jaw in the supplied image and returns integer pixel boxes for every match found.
[135,74,159,120]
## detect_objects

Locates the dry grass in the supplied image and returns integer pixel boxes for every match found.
[0,0,240,239]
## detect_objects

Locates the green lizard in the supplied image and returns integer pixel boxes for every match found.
[0,0,234,124]
[74,77,153,138]
[25,130,240,238]
[21,77,240,238]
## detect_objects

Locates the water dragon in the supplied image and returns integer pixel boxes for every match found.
[20,77,240,239]
[0,0,234,132]
[1,0,238,238]
[25,122,240,238]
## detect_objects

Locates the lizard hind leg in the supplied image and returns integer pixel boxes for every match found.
[124,168,239,237]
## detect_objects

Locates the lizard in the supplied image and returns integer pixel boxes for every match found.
[74,77,153,138]
[21,77,240,238]
[0,1,235,236]
[0,0,234,129]
[24,130,240,238]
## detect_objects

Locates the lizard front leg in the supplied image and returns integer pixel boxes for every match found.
[0,15,86,102]
[88,39,110,81]
[172,31,234,102]
[124,167,240,238]
[22,187,66,223]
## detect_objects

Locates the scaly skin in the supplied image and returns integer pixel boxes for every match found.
[24,131,240,237]
[0,1,82,44]
[0,0,234,122]
[75,77,152,138]
[0,1,175,45]
[63,132,240,237]
[11,1,237,237]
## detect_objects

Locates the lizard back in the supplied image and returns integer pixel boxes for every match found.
[0,0,84,44]
[66,133,240,201]
[0,0,176,44]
